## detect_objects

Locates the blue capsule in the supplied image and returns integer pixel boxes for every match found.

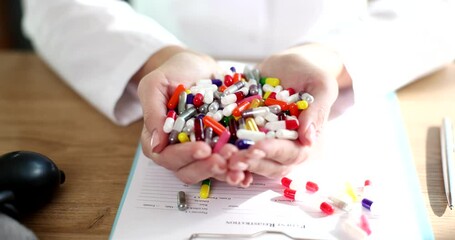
[211,79,223,87]
[235,139,255,150]
[186,93,195,104]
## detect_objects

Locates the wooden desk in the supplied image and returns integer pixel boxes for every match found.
[1,52,454,239]
[397,63,455,239]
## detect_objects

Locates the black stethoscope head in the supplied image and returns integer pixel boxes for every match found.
[0,151,65,219]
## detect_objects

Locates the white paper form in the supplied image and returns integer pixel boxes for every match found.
[110,93,432,240]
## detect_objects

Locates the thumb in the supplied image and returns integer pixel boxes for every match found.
[138,71,171,154]
[297,83,338,147]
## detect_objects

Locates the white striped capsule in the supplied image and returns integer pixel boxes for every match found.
[266,130,276,139]
[300,92,314,103]
[273,85,283,93]
[265,119,299,131]
[163,110,176,133]
[262,83,274,92]
[275,129,298,140]
[203,89,214,104]
[208,101,220,113]
[264,112,279,122]
[268,105,281,114]
[172,117,186,132]
[212,110,224,122]
[221,93,238,106]
[242,106,270,118]
[239,86,249,96]
[254,115,266,126]
[287,93,300,104]
[222,103,237,116]
[236,129,266,141]
[276,90,290,101]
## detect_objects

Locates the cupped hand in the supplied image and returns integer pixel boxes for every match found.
[137,48,230,184]
[227,43,349,180]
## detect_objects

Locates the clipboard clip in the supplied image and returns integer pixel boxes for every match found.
[189,230,320,240]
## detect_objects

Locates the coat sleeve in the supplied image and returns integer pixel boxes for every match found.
[21,0,183,125]
[304,0,455,105]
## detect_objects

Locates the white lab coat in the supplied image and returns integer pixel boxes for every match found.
[21,0,455,126]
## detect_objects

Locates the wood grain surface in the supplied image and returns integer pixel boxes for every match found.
[0,51,454,239]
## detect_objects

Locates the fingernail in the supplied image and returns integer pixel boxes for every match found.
[227,172,241,185]
[150,129,159,152]
[226,175,236,185]
[151,152,160,160]
[247,149,266,159]
[305,123,317,146]
[240,177,253,188]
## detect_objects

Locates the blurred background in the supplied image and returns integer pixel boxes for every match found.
[0,0,32,50]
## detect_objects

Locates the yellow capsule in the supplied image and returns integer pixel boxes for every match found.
[296,100,308,110]
[185,89,191,94]
[265,77,280,87]
[263,91,272,100]
[178,132,190,143]
[245,117,259,131]
[249,98,263,109]
[345,182,359,202]
[200,179,211,199]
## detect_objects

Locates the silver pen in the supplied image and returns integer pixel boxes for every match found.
[441,117,455,210]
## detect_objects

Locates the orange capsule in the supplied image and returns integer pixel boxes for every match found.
[218,85,227,92]
[232,101,251,117]
[289,103,299,117]
[203,115,226,136]
[264,98,289,111]
[167,84,186,110]
[233,73,242,83]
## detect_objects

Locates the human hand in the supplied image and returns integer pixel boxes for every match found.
[137,47,234,184]
[226,43,351,182]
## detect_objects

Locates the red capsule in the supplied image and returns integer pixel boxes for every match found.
[166,110,177,119]
[283,188,297,200]
[320,202,334,215]
[281,177,319,193]
[285,119,299,130]
[287,87,296,96]
[268,92,277,100]
[194,117,204,141]
[224,75,234,87]
[306,181,319,192]
[193,93,204,107]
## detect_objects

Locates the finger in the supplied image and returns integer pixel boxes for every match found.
[151,141,212,171]
[226,170,245,186]
[298,78,338,147]
[217,143,239,159]
[137,71,171,153]
[228,148,286,179]
[249,139,310,165]
[239,171,254,188]
[174,152,227,184]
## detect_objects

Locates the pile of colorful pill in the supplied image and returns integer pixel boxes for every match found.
[163,66,314,152]
[281,177,375,238]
